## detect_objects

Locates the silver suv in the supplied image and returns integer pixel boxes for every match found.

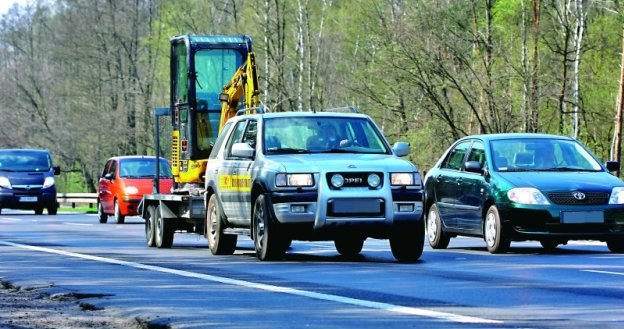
[204,109,425,262]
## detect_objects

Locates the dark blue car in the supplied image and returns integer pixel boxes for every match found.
[0,149,60,215]
[424,133,624,253]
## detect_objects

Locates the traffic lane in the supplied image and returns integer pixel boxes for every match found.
[3,212,624,328]
[1,214,505,327]
[0,241,503,329]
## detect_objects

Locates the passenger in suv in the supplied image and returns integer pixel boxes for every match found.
[204,109,425,262]
[0,149,60,215]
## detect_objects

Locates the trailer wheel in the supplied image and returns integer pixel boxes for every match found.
[154,205,173,248]
[145,205,156,247]
[206,194,237,255]
[253,194,287,261]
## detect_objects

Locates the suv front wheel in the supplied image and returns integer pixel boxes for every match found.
[206,194,237,255]
[253,194,287,261]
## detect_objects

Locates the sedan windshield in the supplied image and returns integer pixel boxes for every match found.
[119,158,173,178]
[0,150,51,172]
[263,116,389,154]
[491,138,603,172]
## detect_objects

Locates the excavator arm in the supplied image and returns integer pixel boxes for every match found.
[218,52,260,126]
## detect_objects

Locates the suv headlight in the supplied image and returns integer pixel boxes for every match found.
[609,187,624,204]
[276,173,314,187]
[391,172,420,186]
[507,188,550,205]
[43,177,55,189]
[0,176,11,189]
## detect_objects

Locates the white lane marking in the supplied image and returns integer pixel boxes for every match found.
[64,223,93,227]
[0,240,500,324]
[0,217,22,221]
[582,270,624,276]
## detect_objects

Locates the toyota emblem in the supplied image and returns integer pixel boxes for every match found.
[572,191,586,200]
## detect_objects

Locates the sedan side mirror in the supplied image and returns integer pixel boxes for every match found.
[606,161,619,172]
[464,161,483,174]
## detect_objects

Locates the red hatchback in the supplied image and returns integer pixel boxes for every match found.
[97,156,173,224]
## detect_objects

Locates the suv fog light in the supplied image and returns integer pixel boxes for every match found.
[367,173,381,188]
[291,205,306,213]
[398,203,414,212]
[330,174,344,188]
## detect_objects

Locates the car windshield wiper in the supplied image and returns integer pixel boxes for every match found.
[539,167,599,172]
[0,168,15,172]
[268,148,311,154]
[318,148,358,153]
[499,168,540,172]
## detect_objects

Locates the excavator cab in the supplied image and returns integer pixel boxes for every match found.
[169,35,252,184]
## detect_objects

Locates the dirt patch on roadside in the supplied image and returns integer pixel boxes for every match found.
[0,280,169,329]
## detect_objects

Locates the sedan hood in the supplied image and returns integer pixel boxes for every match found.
[120,178,174,194]
[500,171,624,192]
[266,153,417,173]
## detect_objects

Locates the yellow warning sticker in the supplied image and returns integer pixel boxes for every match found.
[219,174,252,192]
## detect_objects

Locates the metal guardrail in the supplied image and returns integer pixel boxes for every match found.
[57,193,97,208]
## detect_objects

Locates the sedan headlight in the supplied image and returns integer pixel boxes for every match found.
[507,188,550,205]
[43,177,55,189]
[0,176,11,189]
[125,186,139,195]
[276,173,314,187]
[391,172,418,186]
[609,187,624,204]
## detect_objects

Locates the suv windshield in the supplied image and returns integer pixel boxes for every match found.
[0,150,51,172]
[263,116,389,154]
[119,158,173,178]
[491,138,603,172]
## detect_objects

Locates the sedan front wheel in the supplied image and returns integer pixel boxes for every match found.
[484,205,510,254]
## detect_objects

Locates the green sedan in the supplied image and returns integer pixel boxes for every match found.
[424,133,624,253]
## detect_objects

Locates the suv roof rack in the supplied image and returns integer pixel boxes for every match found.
[315,106,359,113]
[236,107,265,116]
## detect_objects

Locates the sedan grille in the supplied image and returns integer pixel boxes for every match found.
[547,192,609,205]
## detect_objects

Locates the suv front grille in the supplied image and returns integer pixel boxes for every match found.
[326,172,383,188]
[547,192,609,205]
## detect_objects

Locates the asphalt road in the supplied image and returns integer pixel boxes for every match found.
[0,210,623,329]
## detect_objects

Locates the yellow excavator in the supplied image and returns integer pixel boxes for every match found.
[169,34,259,185]
[140,34,261,249]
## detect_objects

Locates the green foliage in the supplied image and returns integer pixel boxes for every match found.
[1,0,624,190]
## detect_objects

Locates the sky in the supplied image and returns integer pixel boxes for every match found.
[0,0,30,15]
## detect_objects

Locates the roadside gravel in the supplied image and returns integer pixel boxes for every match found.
[0,280,166,329]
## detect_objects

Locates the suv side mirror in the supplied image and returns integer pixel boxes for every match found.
[232,142,255,159]
[606,161,619,172]
[53,166,61,175]
[464,161,483,174]
[392,142,410,157]
[104,172,114,180]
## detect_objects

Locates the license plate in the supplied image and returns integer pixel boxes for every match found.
[19,196,38,202]
[332,199,382,214]
[560,211,604,224]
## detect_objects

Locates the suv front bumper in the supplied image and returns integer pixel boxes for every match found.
[270,184,423,230]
